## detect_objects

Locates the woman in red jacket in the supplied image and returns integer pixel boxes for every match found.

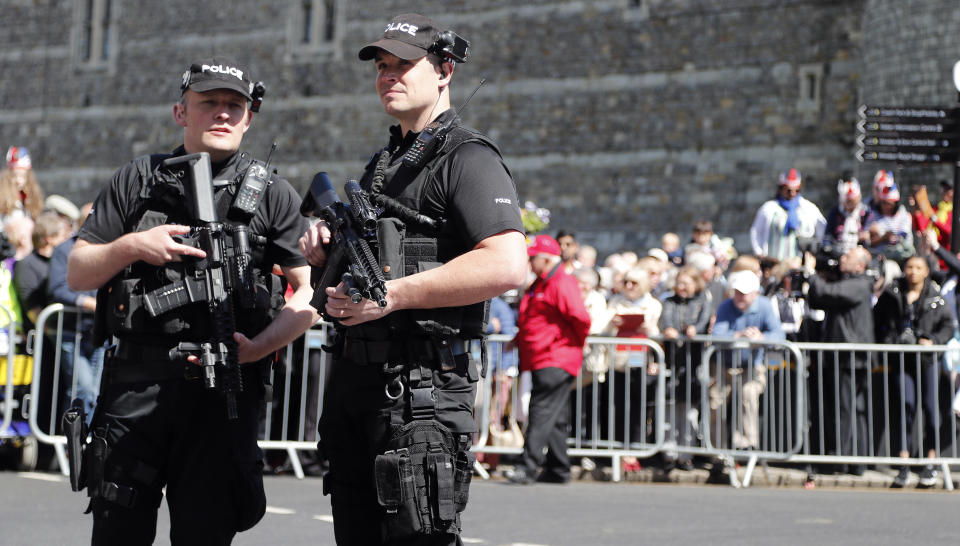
[509,235,591,484]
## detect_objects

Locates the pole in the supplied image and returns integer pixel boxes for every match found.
[953,160,960,252]
[953,90,960,252]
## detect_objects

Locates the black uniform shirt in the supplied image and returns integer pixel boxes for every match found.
[79,147,308,271]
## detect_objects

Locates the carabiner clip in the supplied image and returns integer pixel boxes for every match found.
[384,376,404,400]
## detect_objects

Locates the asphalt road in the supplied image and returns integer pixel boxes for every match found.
[1,471,958,545]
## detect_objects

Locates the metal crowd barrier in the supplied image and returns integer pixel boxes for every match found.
[472,334,666,482]
[665,336,805,487]
[258,323,331,479]
[26,303,334,479]
[27,303,72,474]
[19,302,960,490]
[787,341,960,491]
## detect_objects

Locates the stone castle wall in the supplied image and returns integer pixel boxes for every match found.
[6,0,947,257]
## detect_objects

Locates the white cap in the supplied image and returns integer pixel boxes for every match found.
[647,248,668,263]
[728,270,760,294]
[44,194,80,221]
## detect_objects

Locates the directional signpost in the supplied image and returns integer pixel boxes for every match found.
[855,62,960,251]
[854,61,960,250]
[855,105,960,163]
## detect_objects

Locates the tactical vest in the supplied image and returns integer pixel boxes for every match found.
[355,123,505,340]
[101,152,284,344]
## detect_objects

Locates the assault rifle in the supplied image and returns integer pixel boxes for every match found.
[142,152,254,420]
[299,172,387,319]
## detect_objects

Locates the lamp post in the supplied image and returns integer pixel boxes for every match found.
[951,61,960,252]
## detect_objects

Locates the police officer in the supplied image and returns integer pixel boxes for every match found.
[67,57,317,545]
[299,14,527,546]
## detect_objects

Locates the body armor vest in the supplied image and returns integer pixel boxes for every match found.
[101,152,282,343]
[356,122,504,339]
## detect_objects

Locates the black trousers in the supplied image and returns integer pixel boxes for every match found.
[90,364,265,546]
[821,360,869,459]
[318,358,475,546]
[520,367,576,478]
[889,360,941,455]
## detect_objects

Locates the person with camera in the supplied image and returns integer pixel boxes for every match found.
[803,246,874,475]
[67,57,317,544]
[298,14,527,545]
[874,255,953,488]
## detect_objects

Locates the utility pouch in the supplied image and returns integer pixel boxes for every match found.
[377,218,406,281]
[376,420,459,540]
[62,403,87,492]
[374,449,422,538]
[453,449,475,513]
[427,451,456,522]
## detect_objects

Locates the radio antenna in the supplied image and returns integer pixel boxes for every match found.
[457,78,485,117]
[264,142,277,171]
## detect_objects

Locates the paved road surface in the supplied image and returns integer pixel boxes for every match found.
[1,471,957,545]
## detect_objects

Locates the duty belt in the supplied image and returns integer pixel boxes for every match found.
[341,337,469,371]
[104,340,204,384]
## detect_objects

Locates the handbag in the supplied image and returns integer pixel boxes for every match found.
[489,417,524,448]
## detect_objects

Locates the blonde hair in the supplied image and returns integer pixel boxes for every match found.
[0,168,44,218]
[675,266,705,293]
[31,211,67,249]
[729,254,761,275]
[623,266,651,296]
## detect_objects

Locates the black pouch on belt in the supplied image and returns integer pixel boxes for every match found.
[374,449,422,538]
[452,448,475,513]
[426,451,456,522]
[375,420,460,540]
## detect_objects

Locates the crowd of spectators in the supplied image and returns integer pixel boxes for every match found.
[7,143,960,488]
[0,146,103,432]
[492,167,960,488]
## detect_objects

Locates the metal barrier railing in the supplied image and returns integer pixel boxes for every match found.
[28,303,71,474]
[26,304,332,478]
[472,334,666,482]
[786,341,960,490]
[696,337,805,487]
[258,324,331,479]
[18,302,960,489]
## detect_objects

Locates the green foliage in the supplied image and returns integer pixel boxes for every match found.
[521,200,551,235]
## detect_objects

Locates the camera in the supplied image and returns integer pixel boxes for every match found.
[787,269,807,299]
[797,236,840,275]
[428,30,469,64]
[250,81,266,113]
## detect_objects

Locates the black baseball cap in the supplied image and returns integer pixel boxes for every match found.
[180,56,253,100]
[358,13,440,61]
[940,179,953,190]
